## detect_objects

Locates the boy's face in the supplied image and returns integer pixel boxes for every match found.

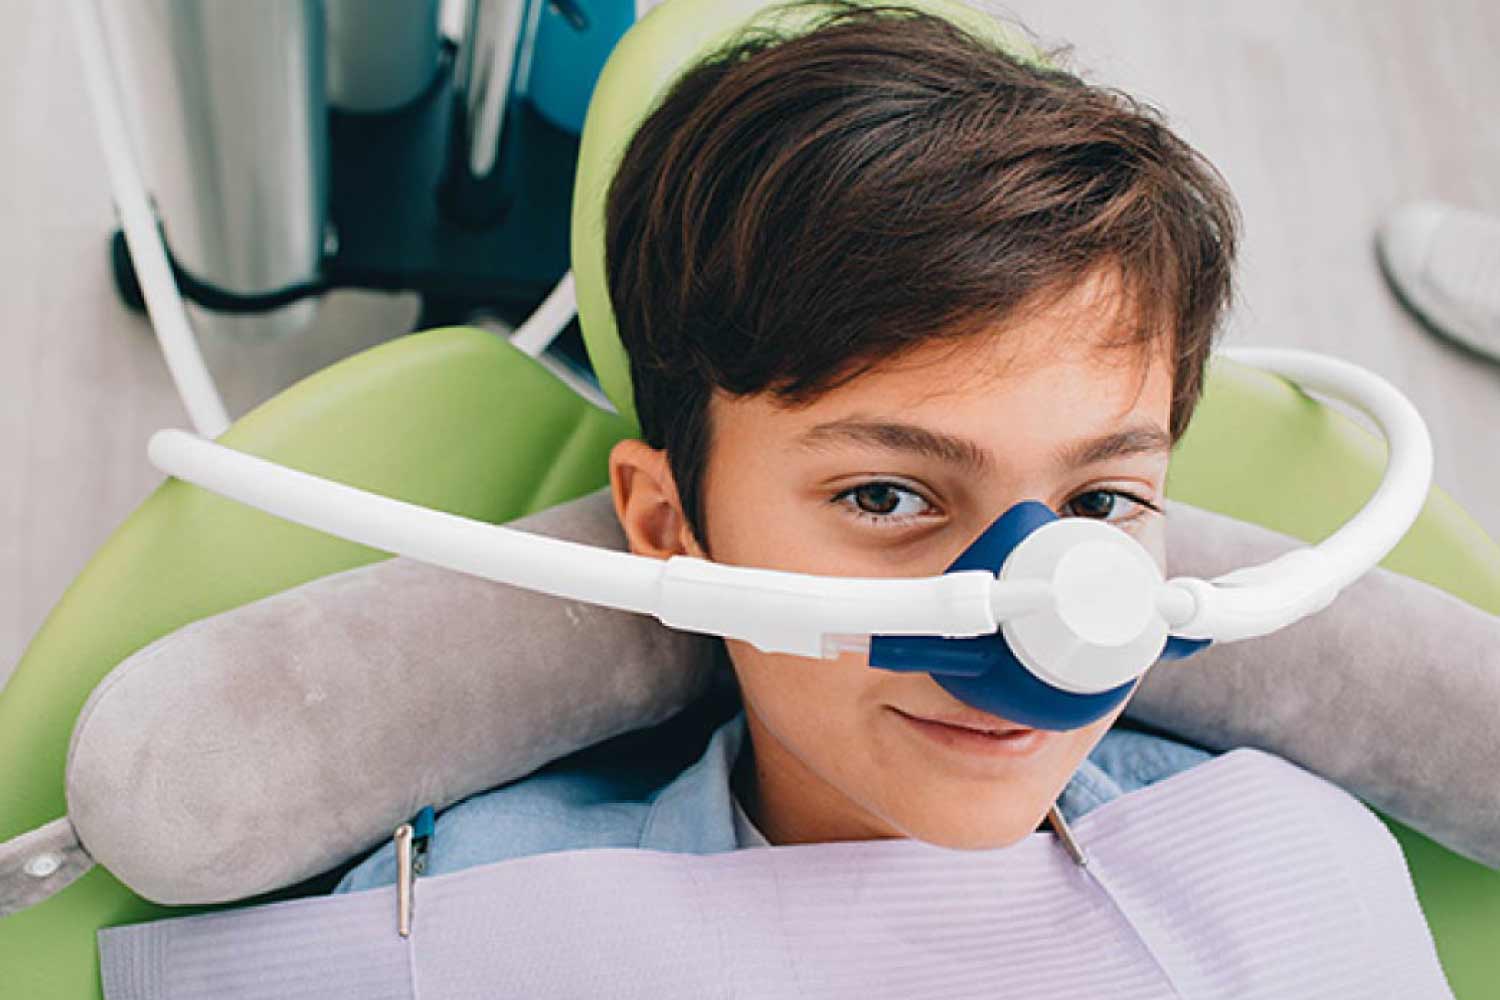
[612,271,1175,850]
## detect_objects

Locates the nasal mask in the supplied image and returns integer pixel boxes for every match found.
[149,346,1433,732]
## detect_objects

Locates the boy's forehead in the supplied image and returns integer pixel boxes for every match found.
[874,321,1166,411]
[792,269,1172,421]
[712,317,1172,483]
[923,267,1165,385]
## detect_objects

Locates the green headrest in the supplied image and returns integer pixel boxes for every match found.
[569,0,1042,423]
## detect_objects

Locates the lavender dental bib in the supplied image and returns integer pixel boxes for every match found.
[99,748,1451,1000]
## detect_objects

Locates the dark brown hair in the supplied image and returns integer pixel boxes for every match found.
[605,0,1239,544]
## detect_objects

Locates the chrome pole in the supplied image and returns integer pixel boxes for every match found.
[99,1,327,304]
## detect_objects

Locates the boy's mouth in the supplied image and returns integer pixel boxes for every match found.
[889,706,1047,759]
[892,706,1029,737]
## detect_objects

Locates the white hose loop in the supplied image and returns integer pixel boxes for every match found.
[1169,347,1434,642]
[69,0,231,438]
[508,271,577,358]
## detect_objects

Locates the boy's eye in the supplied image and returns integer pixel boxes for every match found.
[832,483,1157,529]
[833,482,935,525]
[1062,489,1156,523]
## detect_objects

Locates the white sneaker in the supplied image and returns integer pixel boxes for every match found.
[1376,200,1500,363]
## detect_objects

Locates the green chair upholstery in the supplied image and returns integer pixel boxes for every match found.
[0,328,635,998]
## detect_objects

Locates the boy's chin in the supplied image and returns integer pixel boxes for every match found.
[891,806,1052,852]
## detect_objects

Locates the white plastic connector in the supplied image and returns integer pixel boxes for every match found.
[1052,540,1159,648]
[999,519,1170,694]
[656,558,1000,659]
[1155,582,1199,629]
[1164,549,1340,643]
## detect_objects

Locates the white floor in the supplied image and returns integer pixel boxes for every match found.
[3,1,1498,683]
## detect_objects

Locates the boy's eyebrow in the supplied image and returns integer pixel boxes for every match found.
[798,419,992,473]
[1054,423,1172,468]
[797,418,1171,472]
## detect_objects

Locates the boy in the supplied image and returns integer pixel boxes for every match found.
[340,0,1235,881]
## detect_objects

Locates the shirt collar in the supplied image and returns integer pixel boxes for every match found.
[638,707,1125,852]
[638,707,750,853]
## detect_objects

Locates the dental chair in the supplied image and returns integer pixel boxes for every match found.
[4,0,1499,996]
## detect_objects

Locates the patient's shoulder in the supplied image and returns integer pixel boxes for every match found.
[335,703,745,895]
[1057,725,1215,822]
[1090,725,1215,792]
[335,764,669,894]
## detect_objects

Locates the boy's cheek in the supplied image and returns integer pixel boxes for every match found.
[1133,514,1168,572]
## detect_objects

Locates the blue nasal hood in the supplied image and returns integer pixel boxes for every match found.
[868,501,1208,731]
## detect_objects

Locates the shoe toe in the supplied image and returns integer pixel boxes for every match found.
[1377,200,1449,286]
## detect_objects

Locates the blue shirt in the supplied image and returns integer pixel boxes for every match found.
[337,697,1212,893]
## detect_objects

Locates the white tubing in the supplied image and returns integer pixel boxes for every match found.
[1219,347,1433,586]
[149,428,662,613]
[147,429,1012,658]
[143,346,1431,655]
[508,271,577,358]
[1164,347,1434,642]
[69,0,231,439]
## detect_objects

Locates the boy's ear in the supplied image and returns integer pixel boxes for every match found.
[608,438,702,559]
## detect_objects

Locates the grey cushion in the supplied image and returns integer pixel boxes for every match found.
[45,488,1500,907]
[64,492,715,905]
[1136,501,1500,868]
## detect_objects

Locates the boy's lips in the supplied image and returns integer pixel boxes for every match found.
[889,706,1048,761]
[892,706,1031,737]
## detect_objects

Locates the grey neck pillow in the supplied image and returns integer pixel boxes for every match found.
[4,488,1498,914]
